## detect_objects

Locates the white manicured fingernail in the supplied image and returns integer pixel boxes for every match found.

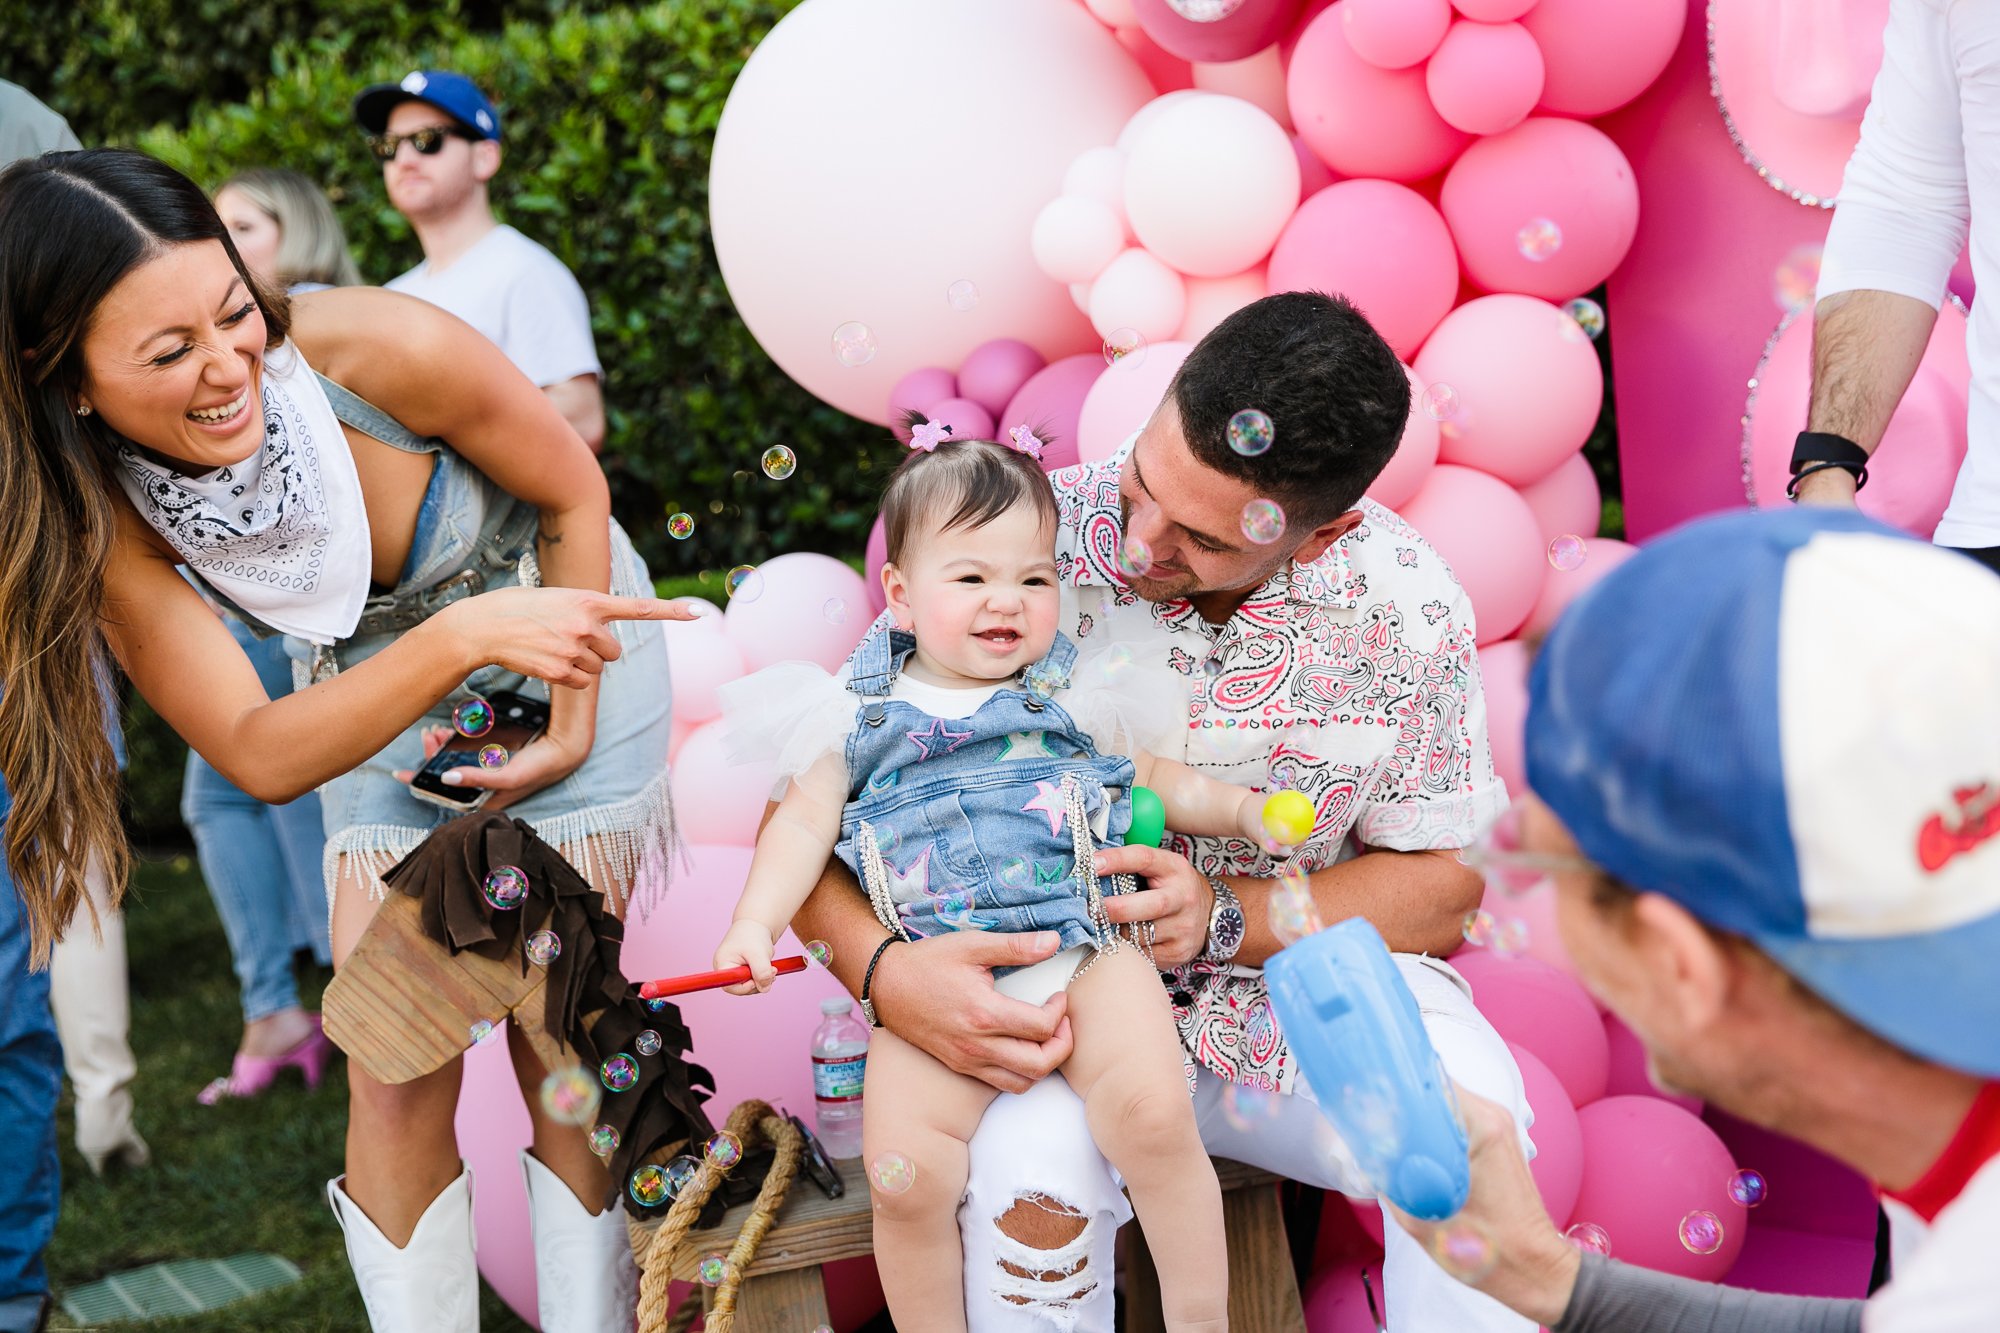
[442,770,464,785]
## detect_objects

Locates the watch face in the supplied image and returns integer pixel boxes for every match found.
[1211,903,1246,957]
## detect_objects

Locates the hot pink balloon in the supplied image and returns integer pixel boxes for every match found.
[1089,247,1190,342]
[1426,20,1545,136]
[1340,0,1449,69]
[1604,1012,1703,1116]
[1509,1043,1584,1228]
[1452,0,1535,20]
[1517,449,1601,548]
[1191,44,1294,131]
[889,366,957,439]
[1266,179,1457,360]
[1573,1098,1747,1280]
[1522,537,1635,639]
[1476,638,1527,795]
[1302,1257,1389,1333]
[1033,194,1127,285]
[1001,352,1107,472]
[1453,952,1610,1108]
[1132,0,1304,64]
[1440,118,1639,302]
[958,339,1049,417]
[1116,19,1198,93]
[1077,339,1194,463]
[1289,4,1471,181]
[1414,295,1606,487]
[723,552,873,673]
[927,395,998,441]
[661,617,746,724]
[669,721,782,847]
[1478,873,1579,978]
[1292,134,1336,198]
[1521,0,1684,118]
[864,515,890,613]
[1123,93,1300,278]
[1177,265,1269,344]
[1364,363,1441,511]
[1397,464,1545,643]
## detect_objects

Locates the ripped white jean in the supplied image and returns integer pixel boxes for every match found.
[958,953,1538,1332]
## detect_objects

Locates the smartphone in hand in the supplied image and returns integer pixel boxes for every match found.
[409,689,550,811]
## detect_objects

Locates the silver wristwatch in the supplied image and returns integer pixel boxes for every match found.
[1203,877,1246,964]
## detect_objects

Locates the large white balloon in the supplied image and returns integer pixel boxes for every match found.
[1123,94,1300,278]
[710,0,1154,424]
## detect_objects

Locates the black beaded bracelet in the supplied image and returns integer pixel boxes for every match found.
[1786,459,1868,499]
[858,936,898,1028]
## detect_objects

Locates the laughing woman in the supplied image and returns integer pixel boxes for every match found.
[0,148,686,1333]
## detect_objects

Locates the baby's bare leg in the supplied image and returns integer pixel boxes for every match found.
[1063,946,1228,1331]
[863,1027,1000,1333]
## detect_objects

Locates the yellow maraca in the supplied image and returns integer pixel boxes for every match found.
[1261,789,1316,847]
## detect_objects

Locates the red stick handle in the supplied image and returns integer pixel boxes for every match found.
[638,955,807,1000]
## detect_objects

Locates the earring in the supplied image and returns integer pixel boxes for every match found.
[75,404,91,417]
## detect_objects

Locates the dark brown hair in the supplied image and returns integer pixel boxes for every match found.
[879,424,1061,567]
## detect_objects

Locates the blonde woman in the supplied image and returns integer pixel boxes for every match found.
[213,167,363,293]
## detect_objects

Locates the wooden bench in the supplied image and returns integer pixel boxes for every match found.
[657,1155,1306,1330]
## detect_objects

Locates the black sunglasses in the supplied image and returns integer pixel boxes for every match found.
[366,124,477,162]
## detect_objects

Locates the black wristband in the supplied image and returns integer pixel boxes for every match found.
[1786,459,1868,499]
[1790,430,1870,475]
[858,936,898,1028]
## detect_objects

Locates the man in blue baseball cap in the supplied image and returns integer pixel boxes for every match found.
[353,71,605,452]
[1396,506,2000,1331]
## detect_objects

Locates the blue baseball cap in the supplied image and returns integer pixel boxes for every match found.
[354,70,500,141]
[1526,506,2000,1078]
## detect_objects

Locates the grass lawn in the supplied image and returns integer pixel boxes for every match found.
[46,851,531,1332]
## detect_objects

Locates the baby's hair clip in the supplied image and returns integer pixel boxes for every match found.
[1007,425,1046,462]
[909,419,954,452]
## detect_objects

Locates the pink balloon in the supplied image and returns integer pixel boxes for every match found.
[1517,450,1601,548]
[864,515,890,613]
[1033,195,1127,285]
[1509,1043,1584,1228]
[1603,1012,1704,1116]
[458,1037,541,1324]
[1572,1098,1747,1280]
[927,395,998,441]
[1177,265,1270,344]
[710,0,1152,425]
[1478,874,1580,979]
[1397,464,1545,643]
[1000,352,1107,472]
[1744,301,1969,539]
[1063,145,1132,219]
[669,722,781,846]
[1116,20,1198,93]
[662,618,746,724]
[958,339,1049,417]
[1086,0,1136,24]
[1521,0,1685,118]
[1192,45,1294,131]
[1439,117,1640,302]
[723,552,872,673]
[1089,247,1190,342]
[1522,537,1635,639]
[1302,1257,1390,1333]
[1452,0,1535,20]
[1266,179,1457,360]
[1132,0,1304,64]
[1292,134,1336,198]
[1123,93,1300,278]
[1289,5,1471,181]
[888,366,956,439]
[1414,295,1606,487]
[1453,952,1610,1108]
[1476,638,1527,795]
[668,716,693,764]
[1340,0,1449,69]
[1365,363,1441,511]
[1425,20,1545,136]
[1077,340,1194,463]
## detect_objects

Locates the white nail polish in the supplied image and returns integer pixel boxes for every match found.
[442,770,463,785]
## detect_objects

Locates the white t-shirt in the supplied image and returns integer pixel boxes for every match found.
[1817,0,2000,546]
[1867,1154,2000,1329]
[386,224,600,389]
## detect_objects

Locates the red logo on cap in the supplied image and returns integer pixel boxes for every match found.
[1917,782,2000,873]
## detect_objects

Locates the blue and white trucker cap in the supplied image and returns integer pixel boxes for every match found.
[354,70,501,141]
[1526,506,2000,1079]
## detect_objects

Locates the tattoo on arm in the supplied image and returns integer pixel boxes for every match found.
[537,523,565,546]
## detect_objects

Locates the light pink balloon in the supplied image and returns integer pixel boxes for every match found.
[1454,951,1610,1108]
[1266,179,1457,360]
[1123,93,1300,278]
[1366,364,1441,510]
[723,551,873,673]
[1522,537,1635,640]
[1077,339,1194,463]
[1397,463,1545,643]
[958,338,1049,416]
[927,395,998,441]
[1117,89,1211,151]
[1084,0,1135,24]
[1414,294,1605,487]
[669,721,783,847]
[1521,0,1684,118]
[709,0,1152,425]
[1476,637,1527,794]
[1089,247,1190,342]
[1426,20,1545,136]
[1452,0,1535,20]
[1340,0,1450,68]
[1177,265,1270,343]
[1132,0,1304,63]
[1517,449,1601,547]
[1509,1043,1584,1229]
[1070,280,1095,315]
[1192,44,1294,131]
[1439,118,1639,301]
[1603,1012,1704,1116]
[668,716,693,764]
[1289,5,1471,181]
[662,616,745,724]
[1116,21,1198,93]
[458,1038,541,1324]
[1744,301,1970,539]
[1063,145,1132,221]
[1573,1098,1747,1281]
[1033,194,1128,284]
[864,515,890,612]
[1001,352,1107,472]
[888,366,957,439]
[1292,134,1337,198]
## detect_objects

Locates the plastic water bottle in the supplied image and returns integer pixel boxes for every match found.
[810,997,869,1158]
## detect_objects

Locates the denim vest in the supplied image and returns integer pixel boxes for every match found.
[832,628,1140,971]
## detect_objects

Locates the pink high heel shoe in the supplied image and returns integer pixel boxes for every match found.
[197,1014,337,1105]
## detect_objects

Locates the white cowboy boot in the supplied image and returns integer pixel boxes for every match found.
[327,1168,480,1332]
[48,868,149,1175]
[521,1151,638,1332]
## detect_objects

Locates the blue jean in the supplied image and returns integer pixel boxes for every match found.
[0,858,60,1330]
[182,620,330,1025]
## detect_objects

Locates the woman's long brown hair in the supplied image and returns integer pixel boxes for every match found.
[0,149,289,965]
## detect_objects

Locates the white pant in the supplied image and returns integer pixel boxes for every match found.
[958,954,1536,1332]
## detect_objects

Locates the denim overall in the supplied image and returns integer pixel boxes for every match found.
[833,628,1141,975]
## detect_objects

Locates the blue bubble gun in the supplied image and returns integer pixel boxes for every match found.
[1263,917,1471,1220]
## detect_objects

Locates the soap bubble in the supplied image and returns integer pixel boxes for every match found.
[525,930,561,966]
[1240,499,1287,545]
[1202,658,1224,682]
[1489,917,1530,958]
[1103,327,1147,368]
[831,322,877,367]
[726,565,764,602]
[1565,1222,1612,1255]
[946,279,980,311]
[804,939,832,967]
[477,743,508,769]
[1116,533,1155,580]
[634,1029,663,1057]
[1773,245,1823,312]
[540,1066,601,1126]
[1430,1222,1498,1282]
[667,512,695,540]
[600,1053,639,1092]
[482,865,529,910]
[1547,534,1587,572]
[1221,1081,1281,1132]
[705,1131,744,1170]
[1678,1210,1725,1255]
[870,1152,917,1195]
[1226,409,1274,457]
[1517,217,1563,262]
[1420,383,1460,422]
[760,445,797,480]
[1167,0,1244,18]
[698,1253,733,1286]
[468,1019,496,1045]
[1462,909,1496,948]
[1270,864,1322,946]
[1562,298,1606,341]
[1727,1169,1768,1208]
[588,1124,619,1157]
[822,598,847,625]
[452,696,494,738]
[628,1164,671,1207]
[661,1155,701,1199]
[999,857,1032,892]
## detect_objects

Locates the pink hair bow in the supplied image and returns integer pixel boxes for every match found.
[909,419,954,452]
[1008,425,1046,462]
